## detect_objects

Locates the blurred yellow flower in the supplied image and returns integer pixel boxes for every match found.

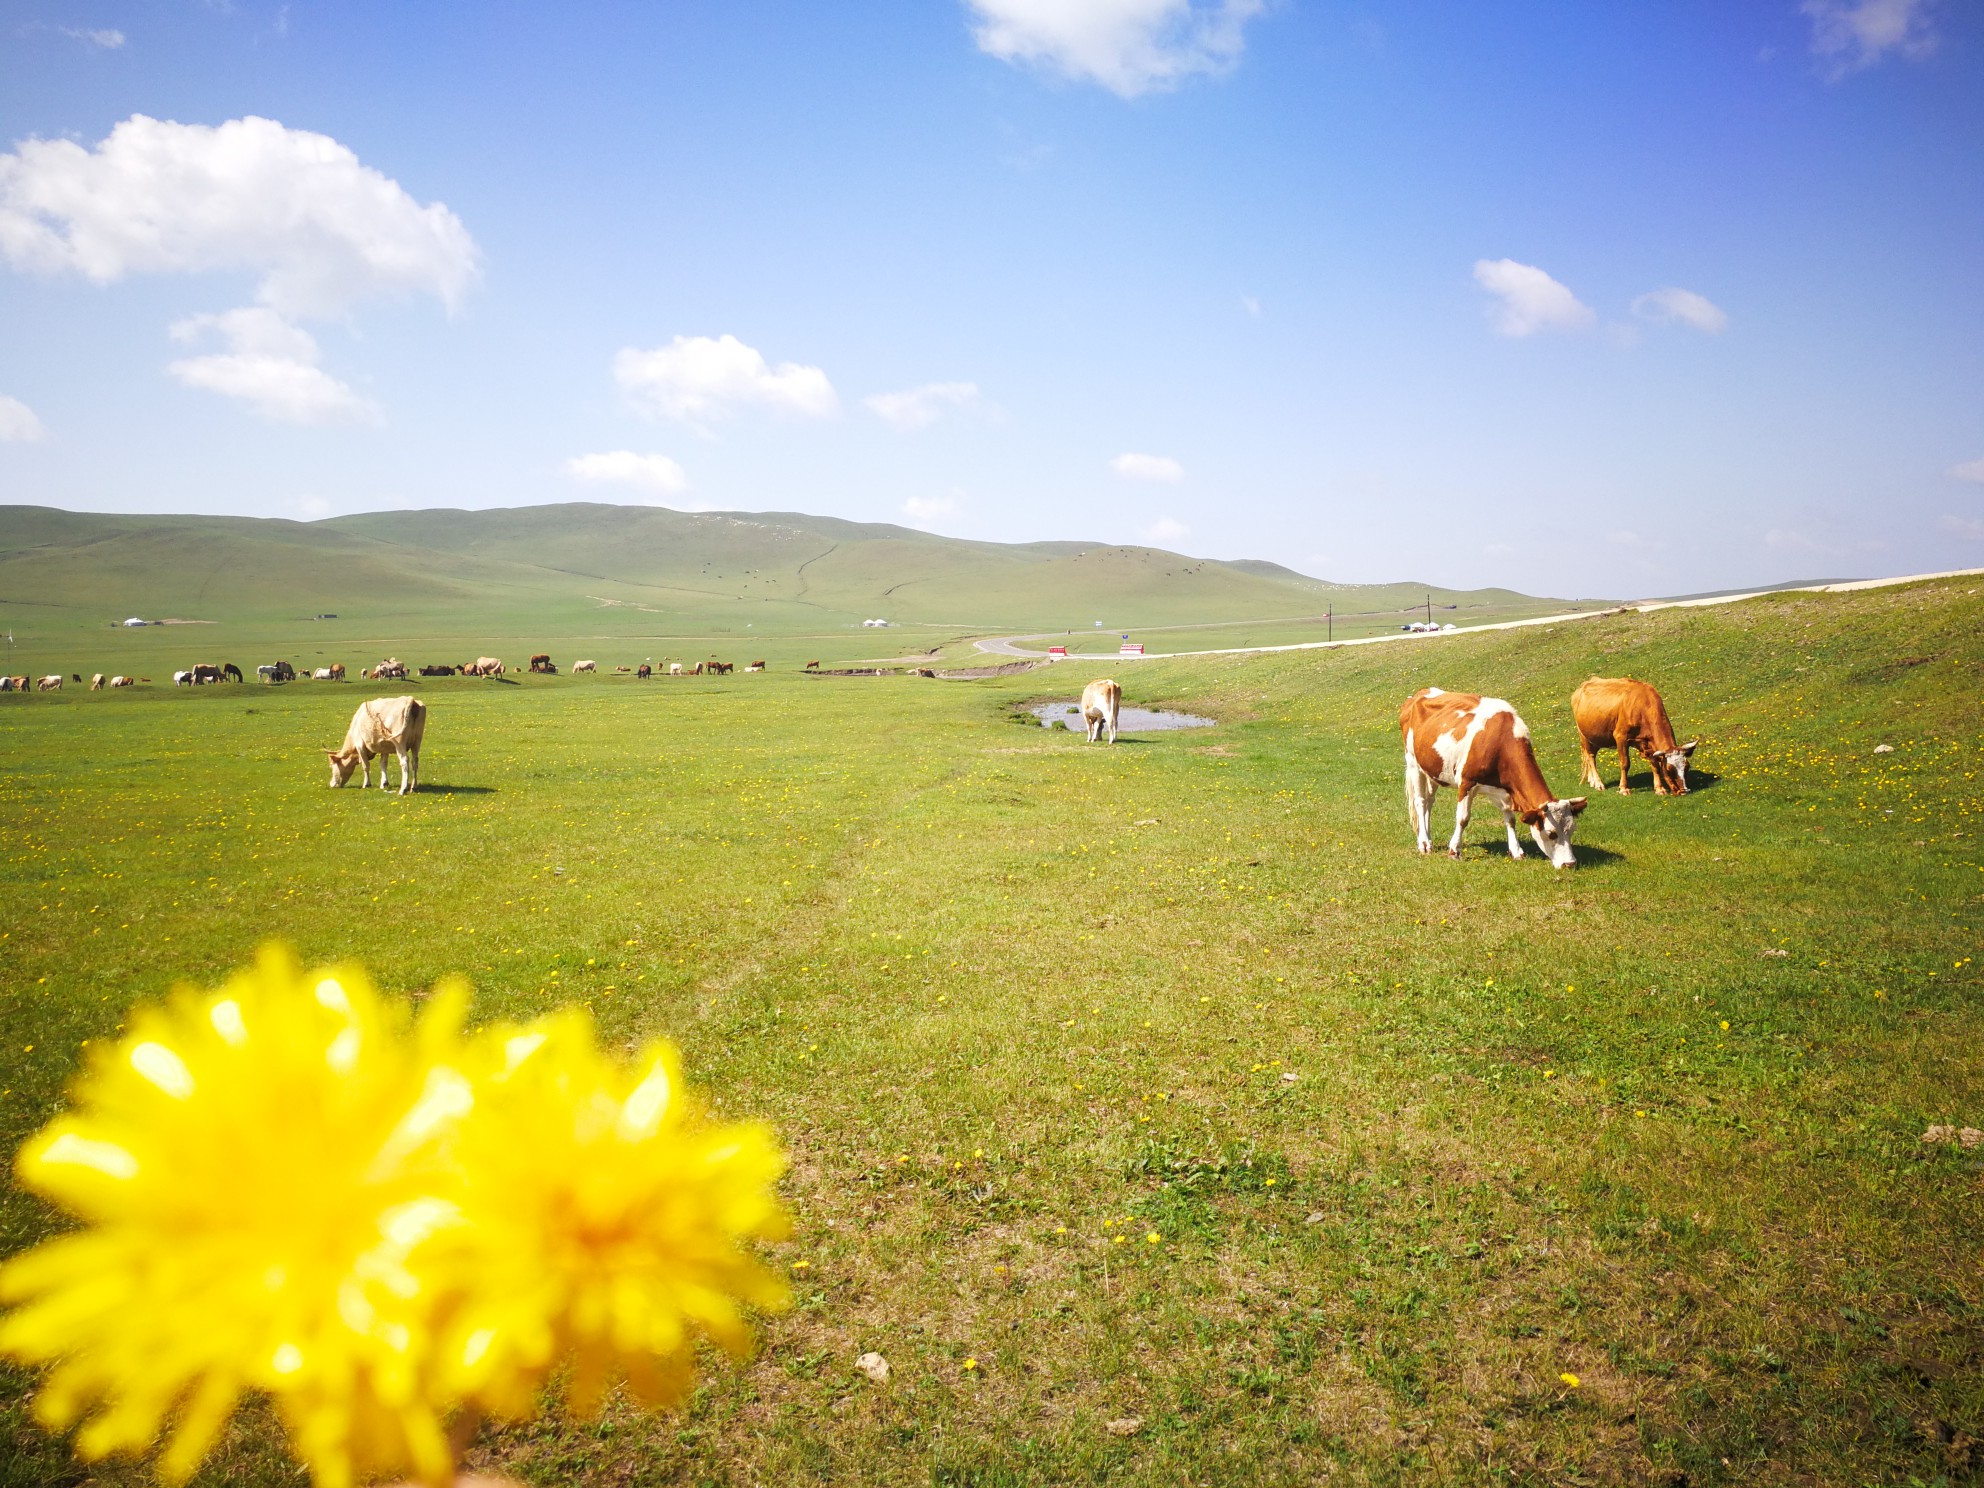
[0,944,470,1488]
[432,1009,789,1420]
[0,947,790,1488]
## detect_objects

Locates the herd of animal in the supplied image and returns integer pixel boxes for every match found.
[7,653,797,693]
[1068,673,1693,870]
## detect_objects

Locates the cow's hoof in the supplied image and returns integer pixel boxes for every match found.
[1447,848,1461,860]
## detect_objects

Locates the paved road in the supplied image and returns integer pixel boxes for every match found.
[969,567,1984,664]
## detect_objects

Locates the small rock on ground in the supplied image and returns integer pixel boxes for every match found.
[1105,1418,1143,1437]
[855,1351,891,1383]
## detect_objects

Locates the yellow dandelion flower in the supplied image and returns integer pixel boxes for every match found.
[1559,1372,1580,1388]
[0,944,470,1488]
[432,1009,790,1420]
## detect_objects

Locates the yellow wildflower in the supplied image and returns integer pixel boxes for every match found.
[1559,1372,1580,1388]
[0,945,470,1488]
[433,1009,790,1420]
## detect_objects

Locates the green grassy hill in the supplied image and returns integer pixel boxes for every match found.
[0,504,1584,678]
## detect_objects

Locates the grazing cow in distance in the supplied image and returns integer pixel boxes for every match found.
[173,671,193,687]
[37,675,62,691]
[327,662,345,681]
[1400,689,1587,868]
[327,695,426,795]
[90,674,105,690]
[419,664,455,677]
[1081,678,1122,744]
[192,664,223,684]
[573,660,597,674]
[223,662,243,683]
[313,668,338,681]
[9,676,29,692]
[636,664,651,679]
[669,662,684,676]
[614,665,631,673]
[110,675,134,688]
[805,660,820,670]
[745,660,765,672]
[462,657,504,678]
[1572,677,1696,796]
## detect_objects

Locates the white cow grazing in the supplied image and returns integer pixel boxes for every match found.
[1081,678,1122,744]
[668,662,683,675]
[36,675,63,692]
[89,673,105,691]
[110,675,134,688]
[173,670,193,687]
[572,659,597,674]
[327,695,426,795]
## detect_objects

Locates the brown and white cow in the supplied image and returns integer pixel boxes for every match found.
[1571,677,1696,796]
[110,675,134,688]
[89,673,105,690]
[327,695,426,795]
[745,660,765,673]
[572,659,597,674]
[1081,679,1122,744]
[1400,689,1587,867]
[36,675,62,691]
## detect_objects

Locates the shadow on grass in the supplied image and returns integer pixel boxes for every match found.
[420,784,497,795]
[1464,840,1627,868]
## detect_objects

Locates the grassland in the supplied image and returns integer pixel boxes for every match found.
[2,576,1980,1487]
[0,504,1584,681]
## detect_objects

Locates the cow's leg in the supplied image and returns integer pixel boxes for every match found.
[1490,790,1525,860]
[1578,734,1606,792]
[1616,741,1632,795]
[1108,708,1118,744]
[1405,757,1436,854]
[1447,784,1475,858]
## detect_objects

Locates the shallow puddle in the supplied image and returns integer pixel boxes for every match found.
[1030,702,1216,733]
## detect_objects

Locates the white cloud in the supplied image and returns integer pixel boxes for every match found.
[965,0,1265,97]
[1472,259,1595,337]
[565,450,689,494]
[1802,0,1939,76]
[865,381,983,430]
[1948,456,1984,484]
[167,307,379,425]
[1144,515,1191,545]
[1632,286,1729,334]
[613,334,836,429]
[1111,451,1185,482]
[60,26,126,48]
[0,114,478,318]
[903,491,966,528]
[0,394,46,442]
[1937,515,1984,541]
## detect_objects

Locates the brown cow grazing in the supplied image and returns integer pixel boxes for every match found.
[89,673,105,690]
[1572,677,1696,796]
[636,664,651,679]
[805,660,820,670]
[327,662,345,681]
[36,675,62,691]
[1400,689,1587,867]
[1081,679,1122,743]
[745,660,765,672]
[327,696,426,795]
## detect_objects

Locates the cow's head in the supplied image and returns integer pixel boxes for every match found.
[1653,740,1698,795]
[1521,796,1588,869]
[326,750,358,788]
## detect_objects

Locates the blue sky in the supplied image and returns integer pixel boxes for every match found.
[1,0,1979,595]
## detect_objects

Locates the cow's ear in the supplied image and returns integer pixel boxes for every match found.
[1565,796,1589,815]
[1681,740,1699,757]
[1519,806,1545,826]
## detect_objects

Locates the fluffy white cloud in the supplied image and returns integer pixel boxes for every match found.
[965,0,1265,97]
[0,114,478,317]
[1473,259,1595,337]
[565,450,689,494]
[1144,515,1191,545]
[1803,0,1939,76]
[60,27,126,48]
[865,381,983,430]
[902,492,966,527]
[1948,456,1984,484]
[1111,451,1185,482]
[1632,286,1729,334]
[0,394,46,442]
[613,334,836,428]
[167,307,379,425]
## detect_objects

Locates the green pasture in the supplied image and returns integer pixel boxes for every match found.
[1,579,1979,1486]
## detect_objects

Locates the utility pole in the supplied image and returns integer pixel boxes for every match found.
[1425,592,1433,626]
[1326,607,1332,642]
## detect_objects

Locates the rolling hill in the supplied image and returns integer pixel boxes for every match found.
[0,502,1586,670]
